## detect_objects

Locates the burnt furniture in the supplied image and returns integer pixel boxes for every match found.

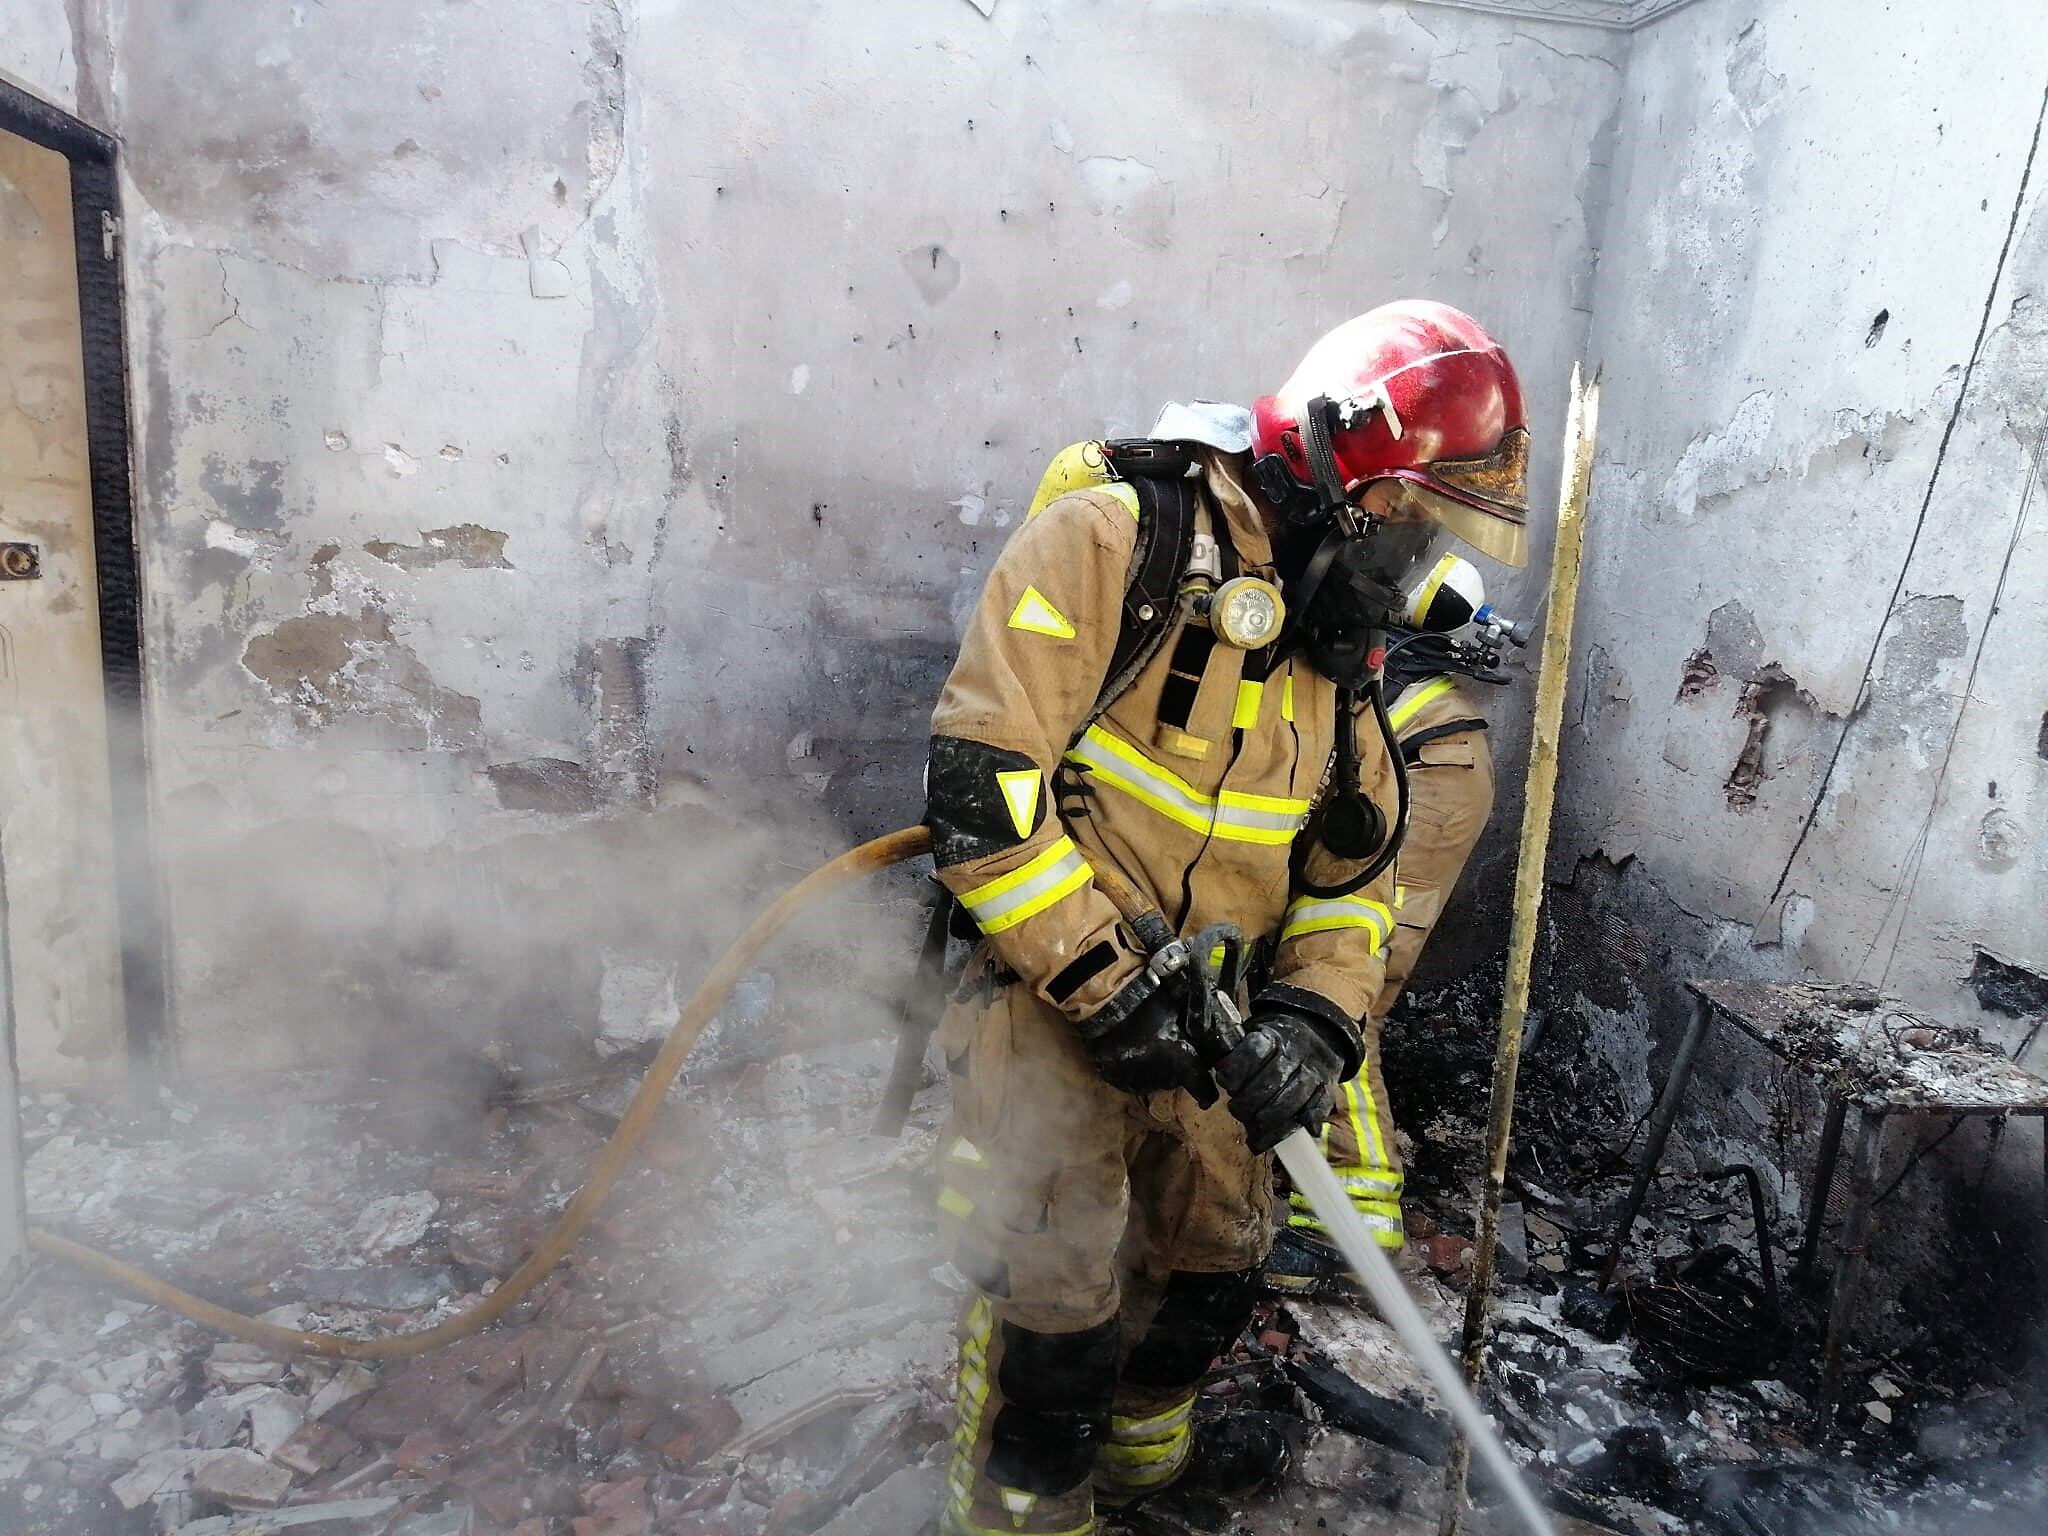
[1603,979,2048,1421]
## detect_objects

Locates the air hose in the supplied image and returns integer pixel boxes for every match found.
[30,825,936,1361]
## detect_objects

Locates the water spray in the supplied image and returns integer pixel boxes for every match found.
[1082,859,1560,1536]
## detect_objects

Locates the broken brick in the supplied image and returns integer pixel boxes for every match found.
[273,1419,360,1476]
[347,1335,526,1442]
[393,1431,463,1475]
[1421,1234,1474,1280]
[658,1398,741,1467]
[193,1447,296,1509]
[571,1476,651,1536]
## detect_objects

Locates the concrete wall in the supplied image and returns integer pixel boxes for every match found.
[60,0,1624,1069]
[1567,0,2048,1301]
[0,0,86,118]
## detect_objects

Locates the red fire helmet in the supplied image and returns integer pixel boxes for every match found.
[1250,300,1531,567]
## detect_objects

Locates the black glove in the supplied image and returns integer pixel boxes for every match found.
[1072,971,1208,1097]
[1214,1003,1349,1153]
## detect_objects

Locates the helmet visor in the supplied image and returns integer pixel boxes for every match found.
[1385,483,1527,568]
[1414,424,1531,567]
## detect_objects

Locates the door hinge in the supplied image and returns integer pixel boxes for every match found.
[101,209,121,260]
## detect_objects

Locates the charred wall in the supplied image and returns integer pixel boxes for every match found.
[1,1,1627,1069]
[1567,0,2048,1320]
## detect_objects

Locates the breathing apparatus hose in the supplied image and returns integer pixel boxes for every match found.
[1287,673,1410,900]
[29,825,936,1362]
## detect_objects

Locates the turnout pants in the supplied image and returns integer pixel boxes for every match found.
[934,978,1270,1536]
[1292,713,1496,1248]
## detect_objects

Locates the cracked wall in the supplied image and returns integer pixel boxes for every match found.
[6,0,1627,1066]
[1566,0,2048,1300]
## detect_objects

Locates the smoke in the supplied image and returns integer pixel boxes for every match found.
[105,708,924,1087]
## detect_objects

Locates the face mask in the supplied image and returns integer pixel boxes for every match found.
[1286,523,1415,688]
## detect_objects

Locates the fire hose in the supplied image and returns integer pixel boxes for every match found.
[29,825,935,1360]
[32,825,1555,1534]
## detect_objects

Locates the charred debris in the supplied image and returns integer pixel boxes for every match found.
[3,942,2044,1536]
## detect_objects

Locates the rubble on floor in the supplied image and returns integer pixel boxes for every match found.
[5,961,2044,1535]
[6,1005,953,1536]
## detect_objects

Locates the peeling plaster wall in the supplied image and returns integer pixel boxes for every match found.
[1570,0,2048,1304]
[82,0,1624,1067]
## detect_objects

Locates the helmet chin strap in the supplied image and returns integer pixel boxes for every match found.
[1300,394,1361,536]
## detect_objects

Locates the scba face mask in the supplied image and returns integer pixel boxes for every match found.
[1288,519,1438,689]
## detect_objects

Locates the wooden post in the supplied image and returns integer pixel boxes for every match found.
[1438,364,1601,1535]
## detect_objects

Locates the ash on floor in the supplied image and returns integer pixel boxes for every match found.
[4,964,2043,1536]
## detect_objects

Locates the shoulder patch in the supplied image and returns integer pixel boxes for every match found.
[1008,585,1077,639]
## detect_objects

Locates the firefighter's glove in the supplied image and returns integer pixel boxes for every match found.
[1073,972,1208,1097]
[1215,1004,1349,1153]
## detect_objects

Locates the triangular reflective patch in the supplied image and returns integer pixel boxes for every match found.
[1007,586,1076,639]
[996,770,1041,838]
[1000,1488,1037,1519]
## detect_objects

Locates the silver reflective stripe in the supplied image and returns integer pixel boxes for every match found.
[958,841,1090,931]
[1066,729,1212,829]
[1280,897,1394,945]
[1214,799,1311,837]
[1065,726,1309,844]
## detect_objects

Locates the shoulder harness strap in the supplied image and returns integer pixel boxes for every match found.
[1080,442,1198,729]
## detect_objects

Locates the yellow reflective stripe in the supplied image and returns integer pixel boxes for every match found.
[1342,1070,1391,1173]
[1388,674,1458,732]
[1105,1441,1187,1490]
[1232,679,1263,729]
[944,1299,1002,1536]
[1291,1188,1403,1218]
[1279,894,1394,947]
[1336,1168,1403,1193]
[1098,1432,1186,1468]
[1101,482,1140,519]
[957,836,1092,934]
[1109,1395,1195,1443]
[958,1361,988,1411]
[1281,671,1295,722]
[1407,553,1458,627]
[946,1136,989,1167]
[1065,726,1310,845]
[1287,1209,1406,1247]
[937,1186,975,1220]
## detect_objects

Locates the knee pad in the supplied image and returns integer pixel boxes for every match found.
[1122,1268,1260,1389]
[985,1316,1119,1494]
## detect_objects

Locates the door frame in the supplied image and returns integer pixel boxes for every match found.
[0,77,167,1061]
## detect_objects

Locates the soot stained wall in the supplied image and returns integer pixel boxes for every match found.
[72,0,1623,1066]
[1567,0,2048,1307]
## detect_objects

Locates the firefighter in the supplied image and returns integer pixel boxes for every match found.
[924,301,1530,1535]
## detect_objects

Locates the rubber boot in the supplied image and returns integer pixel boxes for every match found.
[1096,1407,1291,1509]
[1261,1226,1358,1298]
